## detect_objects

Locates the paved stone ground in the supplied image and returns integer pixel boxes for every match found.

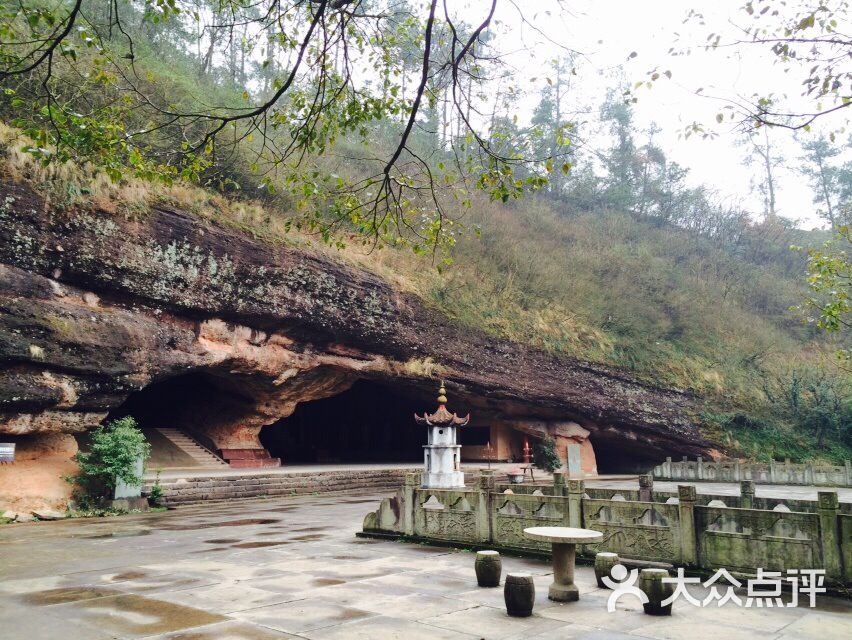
[1,492,850,640]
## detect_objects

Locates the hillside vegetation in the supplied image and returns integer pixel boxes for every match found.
[0,1,849,463]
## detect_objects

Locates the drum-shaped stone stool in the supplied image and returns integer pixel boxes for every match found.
[594,552,620,588]
[475,550,502,587]
[639,568,674,616]
[504,573,535,617]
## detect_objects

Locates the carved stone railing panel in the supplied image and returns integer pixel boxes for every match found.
[696,506,821,573]
[585,488,641,501]
[412,488,481,542]
[491,493,569,550]
[494,483,557,496]
[581,499,679,562]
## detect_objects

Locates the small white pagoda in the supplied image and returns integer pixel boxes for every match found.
[415,381,469,488]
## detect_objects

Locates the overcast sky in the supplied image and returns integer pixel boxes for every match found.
[457,0,851,229]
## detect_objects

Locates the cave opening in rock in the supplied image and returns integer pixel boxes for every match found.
[107,372,229,427]
[105,370,255,469]
[259,379,435,464]
[592,436,665,474]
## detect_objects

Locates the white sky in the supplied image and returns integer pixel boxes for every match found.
[457,0,852,229]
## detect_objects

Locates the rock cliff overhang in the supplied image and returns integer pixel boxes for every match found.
[0,178,711,461]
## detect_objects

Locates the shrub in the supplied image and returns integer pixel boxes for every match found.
[148,470,164,507]
[533,436,562,472]
[68,416,150,502]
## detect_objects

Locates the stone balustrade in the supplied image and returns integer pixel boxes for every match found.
[362,470,852,585]
[653,457,852,487]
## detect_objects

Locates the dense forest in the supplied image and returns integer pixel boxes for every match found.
[0,0,850,461]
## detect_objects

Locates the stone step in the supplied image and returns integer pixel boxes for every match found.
[229,458,282,469]
[154,428,228,468]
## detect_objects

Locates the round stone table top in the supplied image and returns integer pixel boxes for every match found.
[523,526,603,544]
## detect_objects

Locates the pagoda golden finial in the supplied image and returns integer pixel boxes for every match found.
[437,380,447,405]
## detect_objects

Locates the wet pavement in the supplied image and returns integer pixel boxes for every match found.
[1,492,850,639]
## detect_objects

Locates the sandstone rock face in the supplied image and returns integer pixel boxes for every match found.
[0,179,711,464]
[0,433,78,512]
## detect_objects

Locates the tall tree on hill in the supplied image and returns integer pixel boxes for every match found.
[740,127,785,221]
[529,56,577,196]
[599,89,638,212]
[799,135,852,231]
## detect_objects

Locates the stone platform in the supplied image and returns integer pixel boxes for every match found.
[142,464,418,506]
[1,491,850,639]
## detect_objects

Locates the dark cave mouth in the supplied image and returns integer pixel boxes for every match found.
[259,379,435,463]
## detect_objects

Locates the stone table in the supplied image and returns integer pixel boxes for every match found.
[524,526,603,602]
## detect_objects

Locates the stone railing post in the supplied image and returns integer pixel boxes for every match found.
[739,480,755,509]
[552,470,566,496]
[817,491,842,581]
[734,461,742,481]
[402,471,420,536]
[477,470,496,543]
[696,456,704,480]
[639,474,653,502]
[805,463,815,485]
[845,460,852,487]
[769,459,777,484]
[677,485,698,566]
[567,479,584,529]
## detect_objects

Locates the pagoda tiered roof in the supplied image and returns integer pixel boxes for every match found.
[414,382,470,427]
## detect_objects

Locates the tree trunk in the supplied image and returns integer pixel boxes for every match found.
[818,162,837,230]
[761,129,777,220]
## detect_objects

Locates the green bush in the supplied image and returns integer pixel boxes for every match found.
[533,436,563,472]
[148,470,164,507]
[67,416,150,502]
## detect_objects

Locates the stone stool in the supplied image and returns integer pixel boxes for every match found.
[594,552,620,588]
[504,573,535,617]
[475,550,502,587]
[639,568,673,616]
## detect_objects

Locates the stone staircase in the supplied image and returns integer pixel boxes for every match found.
[154,428,229,468]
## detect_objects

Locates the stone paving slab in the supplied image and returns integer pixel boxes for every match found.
[300,615,480,640]
[1,490,850,640]
[231,598,378,634]
[147,620,299,639]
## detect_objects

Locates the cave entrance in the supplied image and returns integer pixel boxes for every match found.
[592,436,665,474]
[261,379,436,464]
[107,371,238,428]
[105,371,252,469]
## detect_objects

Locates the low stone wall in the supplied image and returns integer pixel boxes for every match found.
[363,471,852,585]
[143,468,409,506]
[654,457,852,487]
